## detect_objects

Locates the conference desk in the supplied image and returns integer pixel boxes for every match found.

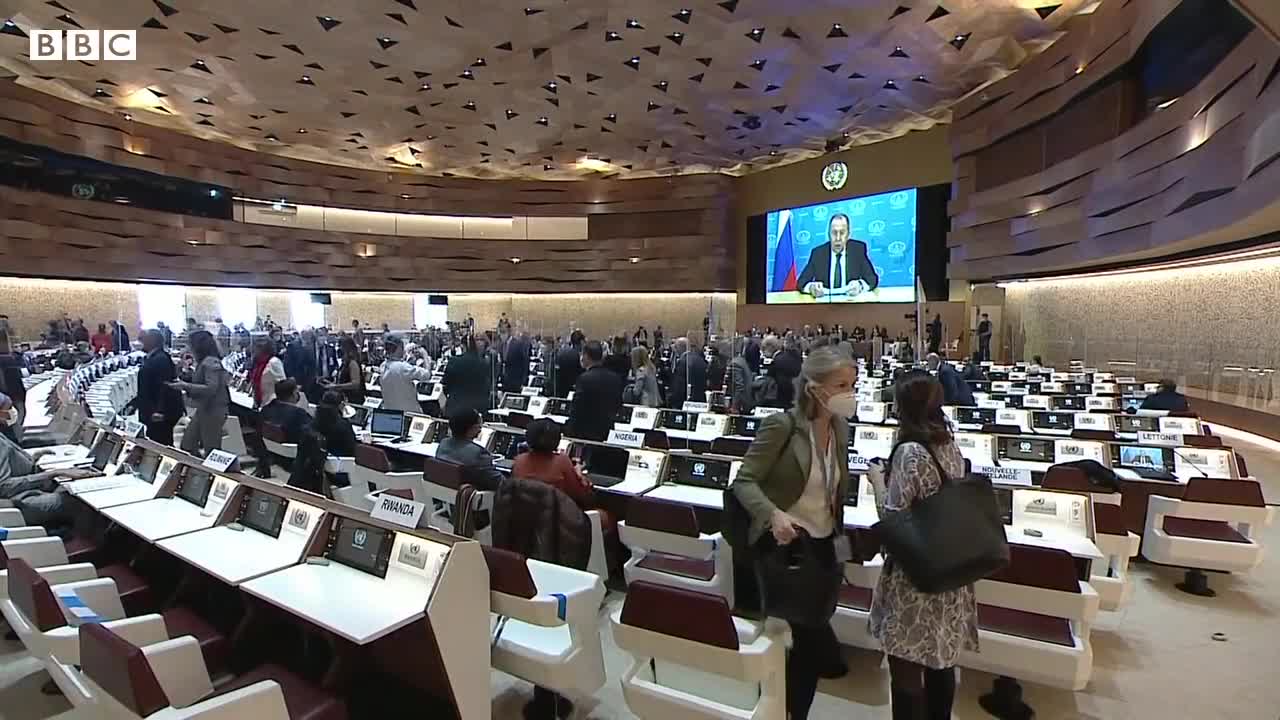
[156,498,323,586]
[101,494,232,543]
[765,287,915,303]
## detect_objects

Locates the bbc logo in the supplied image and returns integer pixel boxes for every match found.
[30,30,136,61]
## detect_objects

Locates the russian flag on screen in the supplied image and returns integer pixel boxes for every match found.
[771,209,798,292]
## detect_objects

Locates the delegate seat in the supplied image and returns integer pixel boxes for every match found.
[831,551,884,650]
[1090,503,1140,611]
[610,581,785,720]
[618,496,733,608]
[260,421,297,462]
[75,623,346,720]
[1,536,153,616]
[964,545,1099,718]
[335,443,420,512]
[483,546,608,709]
[709,438,750,457]
[1143,478,1273,597]
[1041,465,1121,506]
[423,457,493,544]
[0,508,47,540]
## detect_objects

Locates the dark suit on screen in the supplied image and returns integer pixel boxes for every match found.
[796,240,879,294]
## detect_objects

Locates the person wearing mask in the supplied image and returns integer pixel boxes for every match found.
[628,346,661,408]
[90,323,113,354]
[0,332,27,441]
[565,340,622,441]
[1140,379,1191,412]
[284,330,320,402]
[976,312,993,362]
[135,329,184,446]
[511,418,591,507]
[554,331,585,398]
[731,347,855,719]
[503,331,532,392]
[379,337,433,413]
[668,337,708,409]
[109,320,130,353]
[170,330,231,458]
[870,372,978,720]
[926,353,975,407]
[435,408,503,491]
[603,334,631,384]
[442,336,493,416]
[0,428,95,528]
[324,336,366,405]
[767,335,803,409]
[706,342,728,393]
[0,393,19,445]
[313,390,358,457]
[727,337,759,414]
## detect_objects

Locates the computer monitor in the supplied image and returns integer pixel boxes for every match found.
[659,411,691,431]
[545,398,572,416]
[571,443,630,479]
[997,437,1055,464]
[239,489,287,538]
[134,451,162,484]
[1121,397,1143,413]
[1117,445,1173,471]
[1067,382,1092,396]
[347,405,371,429]
[1119,383,1142,395]
[1000,394,1025,409]
[957,407,997,426]
[328,518,394,578]
[1051,395,1085,411]
[417,381,436,396]
[728,415,762,437]
[90,435,122,472]
[666,455,734,490]
[489,430,522,460]
[1118,414,1159,432]
[71,422,96,448]
[987,371,1009,381]
[176,468,214,507]
[969,381,991,393]
[501,395,530,412]
[615,405,635,424]
[1031,411,1073,431]
[370,409,405,437]
[994,487,1014,525]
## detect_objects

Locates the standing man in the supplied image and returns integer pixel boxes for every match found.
[136,329,183,446]
[797,213,880,300]
[442,336,493,416]
[977,313,993,362]
[566,340,622,441]
[928,313,943,355]
[215,317,231,355]
[668,336,708,408]
[314,327,337,385]
[503,330,532,392]
[284,330,320,402]
[380,337,433,413]
[653,325,664,352]
[554,331,585,398]
[927,353,975,406]
[109,320,130,353]
[351,320,365,351]
[0,332,26,441]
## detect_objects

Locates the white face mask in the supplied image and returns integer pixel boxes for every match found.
[2,408,16,427]
[815,387,858,419]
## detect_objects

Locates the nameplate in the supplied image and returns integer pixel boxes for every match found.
[362,397,383,409]
[607,430,645,449]
[123,420,145,438]
[203,450,238,472]
[1050,373,1070,382]
[521,386,541,396]
[753,406,784,417]
[1056,440,1103,463]
[1143,383,1161,393]
[1092,383,1117,395]
[857,402,886,422]
[567,391,575,401]
[1022,395,1050,409]
[682,401,710,413]
[1159,417,1200,435]
[1084,397,1115,411]
[847,454,871,472]
[1073,413,1108,429]
[283,504,315,536]
[978,398,1005,410]
[991,381,1012,393]
[407,417,431,443]
[1116,376,1136,383]
[1138,431,1183,447]
[973,465,1034,487]
[372,494,426,529]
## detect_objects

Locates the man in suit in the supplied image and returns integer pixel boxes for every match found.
[503,331,532,392]
[314,327,338,383]
[135,329,183,446]
[797,213,879,300]
[927,353,975,407]
[553,331,584,398]
[442,336,493,416]
[977,313,993,362]
[435,408,504,491]
[668,336,708,408]
[283,330,320,401]
[260,379,313,442]
[566,340,623,441]
[1140,379,1190,412]
[109,320,130,353]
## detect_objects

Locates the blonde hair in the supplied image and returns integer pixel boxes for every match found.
[794,346,857,418]
[631,345,652,371]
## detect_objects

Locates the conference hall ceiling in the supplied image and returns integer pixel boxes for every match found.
[0,0,1090,179]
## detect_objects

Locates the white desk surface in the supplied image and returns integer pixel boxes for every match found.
[74,481,163,510]
[1005,526,1103,560]
[644,483,723,510]
[596,473,660,497]
[241,563,429,645]
[102,497,219,543]
[374,438,438,458]
[36,445,89,465]
[231,390,254,410]
[158,525,309,586]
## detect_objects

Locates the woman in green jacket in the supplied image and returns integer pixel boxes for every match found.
[731,346,857,720]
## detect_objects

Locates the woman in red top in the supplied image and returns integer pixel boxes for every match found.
[511,418,591,507]
[90,324,113,354]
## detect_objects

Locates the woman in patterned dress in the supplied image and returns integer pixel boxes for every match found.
[870,371,979,719]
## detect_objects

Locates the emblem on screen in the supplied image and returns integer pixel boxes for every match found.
[693,462,706,476]
[353,529,368,548]
[1062,444,1084,456]
[889,191,910,209]
[1024,498,1058,516]
[289,509,309,529]
[867,220,886,236]
[257,499,269,514]
[849,198,866,215]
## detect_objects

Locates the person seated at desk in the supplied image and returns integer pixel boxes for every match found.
[566,341,622,442]
[1140,378,1190,412]
[260,379,313,443]
[0,393,18,445]
[927,353,975,407]
[379,337,433,413]
[512,418,590,507]
[314,390,358,458]
[797,213,880,299]
[435,408,503,492]
[0,430,94,528]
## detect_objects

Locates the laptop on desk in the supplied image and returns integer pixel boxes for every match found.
[567,443,631,488]
[369,409,407,441]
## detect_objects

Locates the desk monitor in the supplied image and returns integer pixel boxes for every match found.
[1117,445,1173,471]
[1119,383,1142,395]
[988,371,1009,382]
[1032,411,1073,431]
[1067,382,1092,396]
[729,415,762,438]
[529,375,545,389]
[370,409,406,437]
[134,451,162,484]
[545,398,572,416]
[969,381,992,393]
[1121,397,1143,413]
[659,410,691,431]
[90,434,123,472]
[1051,395,1085,411]
[666,455,734,490]
[1118,414,1159,433]
[501,394,531,412]
[239,489,287,538]
[615,405,635,424]
[347,405,371,429]
[994,487,1014,525]
[176,467,214,507]
[998,437,1055,464]
[999,394,1025,409]
[571,443,630,480]
[957,407,997,426]
[417,381,436,397]
[328,517,394,579]
[489,430,523,460]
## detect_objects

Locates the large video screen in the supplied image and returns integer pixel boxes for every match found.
[765,188,917,304]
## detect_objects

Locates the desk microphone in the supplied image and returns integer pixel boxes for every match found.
[1168,446,1211,478]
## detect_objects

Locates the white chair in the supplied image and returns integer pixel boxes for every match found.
[831,554,883,651]
[333,443,419,512]
[0,508,46,540]
[260,421,297,461]
[611,581,785,720]
[484,546,607,712]
[584,510,609,582]
[1040,466,1136,610]
[221,415,250,463]
[423,457,493,545]
[1143,478,1274,597]
[619,496,733,608]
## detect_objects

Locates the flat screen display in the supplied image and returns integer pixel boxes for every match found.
[240,489,287,537]
[660,411,691,431]
[1118,445,1172,470]
[502,395,530,411]
[998,437,1055,463]
[957,407,997,426]
[177,468,214,507]
[90,435,122,471]
[370,409,405,437]
[1032,412,1073,430]
[1052,395,1085,410]
[329,518,392,577]
[729,415,762,437]
[765,188,917,303]
[489,430,522,459]
[1119,414,1159,432]
[667,455,733,489]
[135,451,161,484]
[347,405,371,428]
[615,405,635,424]
[571,444,630,479]
[545,398,572,416]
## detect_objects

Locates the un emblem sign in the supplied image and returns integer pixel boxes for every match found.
[849,199,866,216]
[889,191,910,209]
[821,161,848,191]
[868,220,886,236]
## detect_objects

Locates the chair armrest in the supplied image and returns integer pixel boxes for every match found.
[141,637,215,709]
[0,536,70,568]
[0,526,46,540]
[53,578,127,622]
[45,614,169,666]
[617,524,717,559]
[0,509,25,527]
[975,579,1100,625]
[186,681,290,719]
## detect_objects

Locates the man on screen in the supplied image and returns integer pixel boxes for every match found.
[796,214,879,299]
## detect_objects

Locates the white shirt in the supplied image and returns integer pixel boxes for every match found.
[257,356,286,408]
[787,427,838,539]
[379,358,433,413]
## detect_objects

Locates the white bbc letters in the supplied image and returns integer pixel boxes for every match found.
[30,30,136,61]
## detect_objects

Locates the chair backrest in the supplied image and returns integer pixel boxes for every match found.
[80,623,170,717]
[987,544,1079,593]
[1070,429,1117,442]
[1041,466,1091,494]
[1183,435,1223,449]
[7,558,67,632]
[355,443,392,472]
[453,485,479,538]
[626,496,700,538]
[642,430,670,450]
[1092,502,1127,536]
[423,456,466,490]
[709,437,750,457]
[619,581,738,650]
[481,545,538,598]
[382,487,414,500]
[1182,478,1264,507]
[1168,410,1198,418]
[261,421,287,444]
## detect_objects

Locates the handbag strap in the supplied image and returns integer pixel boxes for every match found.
[885,440,954,504]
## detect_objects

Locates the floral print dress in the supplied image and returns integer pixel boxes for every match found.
[868,440,980,669]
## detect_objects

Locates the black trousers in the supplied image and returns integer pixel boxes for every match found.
[145,419,176,447]
[888,656,956,720]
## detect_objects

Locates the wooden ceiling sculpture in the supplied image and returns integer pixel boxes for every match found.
[0,0,1088,179]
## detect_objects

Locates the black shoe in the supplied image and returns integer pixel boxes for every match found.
[818,658,849,680]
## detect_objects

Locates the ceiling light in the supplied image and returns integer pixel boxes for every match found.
[297,128,307,133]
[543,164,553,170]
[677,9,691,17]
[272,200,285,211]
[768,150,777,156]
[606,31,621,40]
[954,34,966,42]
[547,80,557,90]
[575,157,614,172]
[3,20,15,27]
[626,19,641,28]
[473,57,486,66]
[629,257,640,264]
[671,31,683,39]
[208,189,220,197]
[1075,65,1086,74]
[1156,97,1178,109]
[510,256,522,263]
[400,193,411,199]
[301,75,310,82]
[193,59,206,66]
[536,116,548,125]
[606,113,617,121]
[420,83,430,90]
[461,69,473,79]
[122,113,132,121]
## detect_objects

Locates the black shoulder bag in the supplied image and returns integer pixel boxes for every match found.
[722,413,795,558]
[873,444,1009,593]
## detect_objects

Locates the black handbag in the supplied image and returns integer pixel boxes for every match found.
[755,531,842,627]
[872,445,1009,593]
